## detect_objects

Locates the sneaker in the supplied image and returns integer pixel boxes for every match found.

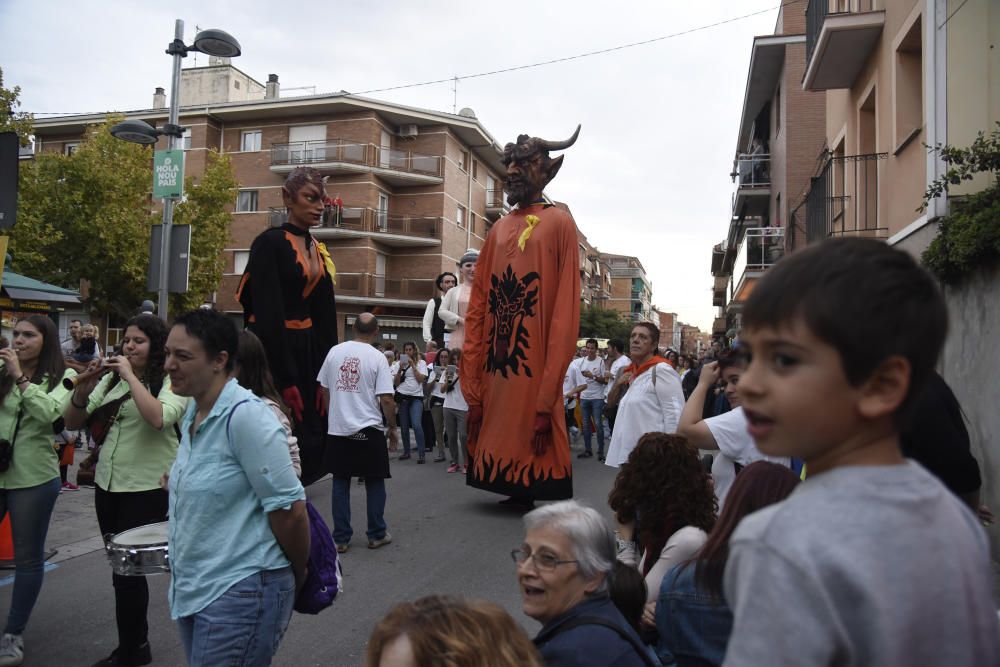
[90,642,152,666]
[62,481,79,491]
[0,634,23,667]
[433,455,446,462]
[417,458,426,464]
[368,533,392,549]
[598,456,606,463]
[447,463,459,473]
[577,451,593,459]
[398,454,411,461]
[335,543,349,554]
[460,466,467,474]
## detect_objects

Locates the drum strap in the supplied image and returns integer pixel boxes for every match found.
[224,399,252,451]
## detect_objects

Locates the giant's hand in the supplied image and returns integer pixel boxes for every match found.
[466,404,483,450]
[315,385,327,417]
[282,387,305,423]
[531,413,552,457]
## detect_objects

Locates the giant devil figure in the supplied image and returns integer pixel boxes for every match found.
[237,166,338,485]
[462,126,581,503]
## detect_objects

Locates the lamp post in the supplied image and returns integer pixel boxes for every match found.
[111,19,240,321]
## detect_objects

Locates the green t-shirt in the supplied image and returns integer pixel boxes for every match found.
[90,374,188,492]
[0,369,76,489]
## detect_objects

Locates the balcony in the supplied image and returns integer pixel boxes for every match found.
[270,139,444,186]
[335,272,436,303]
[485,188,510,221]
[712,275,729,308]
[268,207,442,248]
[805,152,888,243]
[805,0,885,91]
[731,153,770,219]
[729,227,785,307]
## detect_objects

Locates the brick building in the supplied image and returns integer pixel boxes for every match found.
[599,253,655,323]
[30,63,510,343]
[710,0,826,340]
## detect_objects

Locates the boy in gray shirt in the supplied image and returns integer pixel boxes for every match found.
[722,238,1000,665]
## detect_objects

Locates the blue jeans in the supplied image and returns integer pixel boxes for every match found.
[331,476,387,546]
[580,399,606,455]
[0,477,60,635]
[176,567,295,667]
[398,396,425,459]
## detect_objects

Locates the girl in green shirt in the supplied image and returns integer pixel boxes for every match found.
[64,314,186,667]
[0,315,74,667]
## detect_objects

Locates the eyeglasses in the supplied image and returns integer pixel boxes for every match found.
[510,548,578,571]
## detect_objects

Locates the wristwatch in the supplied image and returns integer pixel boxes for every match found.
[614,532,637,555]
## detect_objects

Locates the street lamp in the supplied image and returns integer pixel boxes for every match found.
[111,20,241,321]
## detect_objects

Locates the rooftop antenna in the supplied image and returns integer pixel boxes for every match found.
[192,25,201,66]
[452,75,458,113]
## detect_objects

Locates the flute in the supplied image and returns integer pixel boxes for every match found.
[62,362,112,390]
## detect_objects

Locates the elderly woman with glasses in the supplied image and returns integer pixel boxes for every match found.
[513,500,656,666]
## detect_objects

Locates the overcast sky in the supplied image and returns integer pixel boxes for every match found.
[0,0,781,330]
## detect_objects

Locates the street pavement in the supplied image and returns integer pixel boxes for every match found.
[1,433,620,666]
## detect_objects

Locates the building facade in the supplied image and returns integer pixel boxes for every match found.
[30,64,510,344]
[711,0,827,340]
[599,253,655,323]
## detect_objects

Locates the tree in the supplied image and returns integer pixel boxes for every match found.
[0,67,33,145]
[578,304,633,341]
[921,123,1000,284]
[170,150,237,312]
[12,117,156,317]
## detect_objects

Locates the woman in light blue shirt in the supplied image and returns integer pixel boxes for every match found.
[164,309,308,667]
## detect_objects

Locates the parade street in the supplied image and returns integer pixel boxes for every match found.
[1,440,618,666]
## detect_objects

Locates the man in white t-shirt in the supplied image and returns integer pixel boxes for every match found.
[317,313,400,552]
[678,351,789,508]
[568,339,608,460]
[603,338,630,435]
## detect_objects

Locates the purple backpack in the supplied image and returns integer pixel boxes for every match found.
[293,500,344,614]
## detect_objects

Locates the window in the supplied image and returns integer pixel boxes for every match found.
[241,130,262,152]
[377,193,389,231]
[233,250,250,274]
[181,128,192,150]
[234,79,241,90]
[458,150,468,172]
[236,190,259,212]
[456,205,466,229]
[472,160,479,180]
[893,16,922,150]
[64,143,79,156]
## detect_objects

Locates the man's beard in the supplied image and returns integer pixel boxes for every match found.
[506,178,528,207]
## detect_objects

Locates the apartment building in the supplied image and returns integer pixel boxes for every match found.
[30,63,510,342]
[599,253,655,323]
[711,0,827,339]
[657,311,682,351]
[573,217,613,309]
[800,0,998,258]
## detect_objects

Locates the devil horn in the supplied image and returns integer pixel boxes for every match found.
[538,124,581,152]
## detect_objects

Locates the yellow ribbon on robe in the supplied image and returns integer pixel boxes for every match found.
[317,241,337,285]
[518,215,541,252]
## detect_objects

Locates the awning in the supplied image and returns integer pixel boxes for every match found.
[0,270,82,310]
[346,316,420,329]
[4,287,81,305]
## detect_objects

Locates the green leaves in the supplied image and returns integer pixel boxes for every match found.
[921,122,1000,285]
[0,68,33,146]
[579,304,634,340]
[10,107,237,319]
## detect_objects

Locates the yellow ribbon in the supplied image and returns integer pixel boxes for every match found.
[518,214,541,252]
[317,242,337,285]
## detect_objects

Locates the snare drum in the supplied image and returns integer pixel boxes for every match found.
[104,522,170,576]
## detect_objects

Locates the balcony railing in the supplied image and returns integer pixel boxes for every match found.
[269,206,441,240]
[270,139,443,178]
[733,153,770,189]
[806,152,888,244]
[732,227,786,291]
[486,188,507,208]
[334,272,437,301]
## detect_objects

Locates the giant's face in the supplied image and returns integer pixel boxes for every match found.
[503,152,548,208]
[282,182,326,230]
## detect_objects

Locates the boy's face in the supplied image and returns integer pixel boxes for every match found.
[739,318,866,464]
[721,365,744,407]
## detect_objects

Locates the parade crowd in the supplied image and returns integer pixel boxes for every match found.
[0,156,998,667]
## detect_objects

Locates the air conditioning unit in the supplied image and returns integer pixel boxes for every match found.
[397,124,418,138]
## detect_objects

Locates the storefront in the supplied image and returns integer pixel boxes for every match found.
[0,270,82,337]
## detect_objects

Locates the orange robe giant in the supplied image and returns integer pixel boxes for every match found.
[462,203,580,500]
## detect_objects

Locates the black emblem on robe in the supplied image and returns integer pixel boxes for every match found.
[486,265,540,378]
